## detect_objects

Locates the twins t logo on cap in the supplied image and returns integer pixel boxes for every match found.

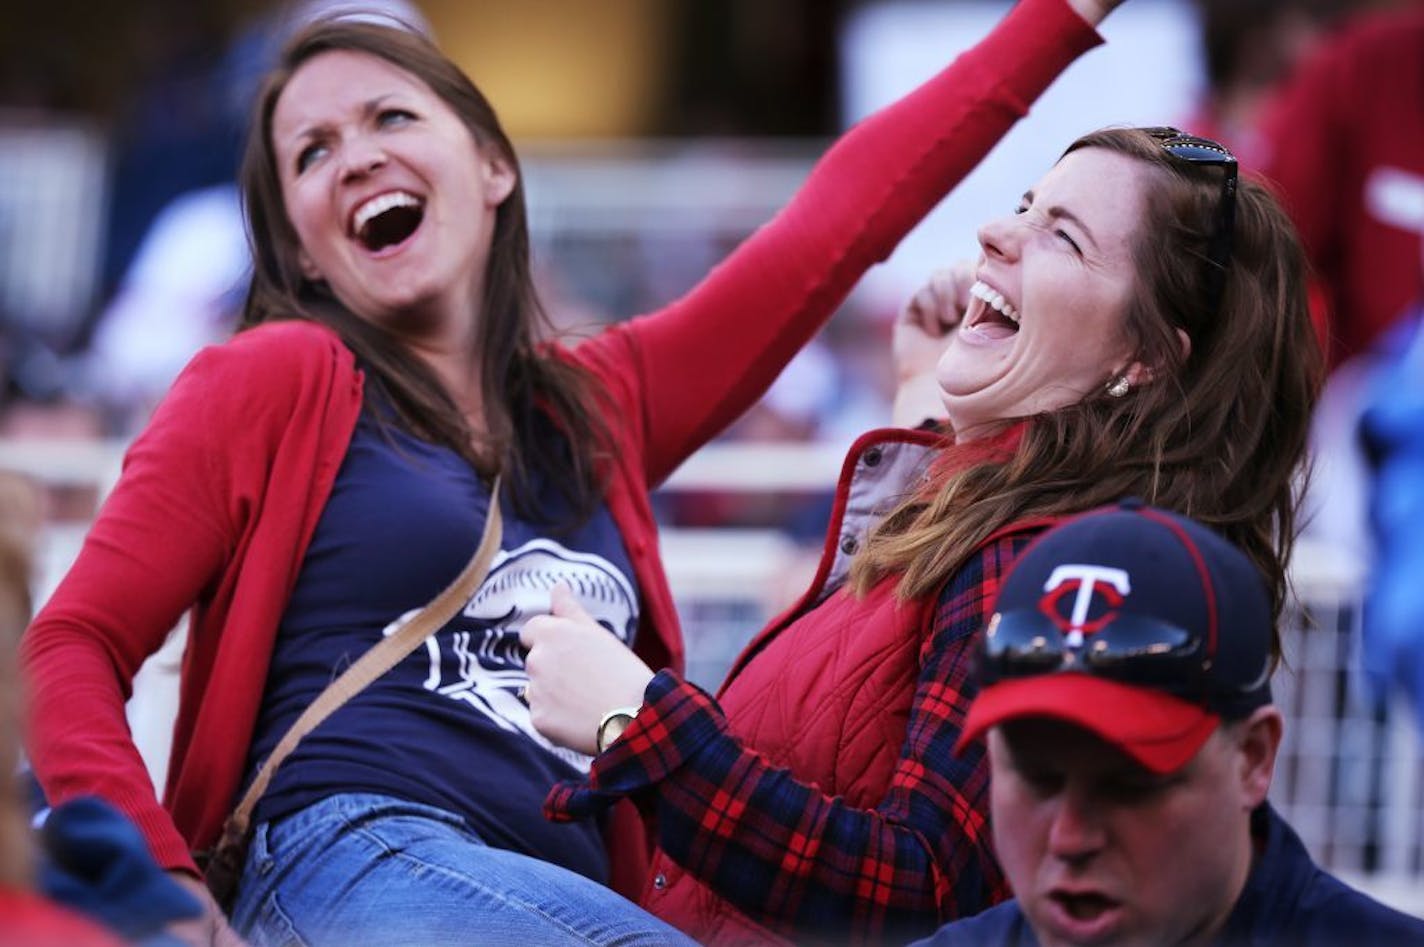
[1039,564,1130,648]
[961,501,1277,774]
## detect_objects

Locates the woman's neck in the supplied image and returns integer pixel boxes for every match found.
[400,331,486,436]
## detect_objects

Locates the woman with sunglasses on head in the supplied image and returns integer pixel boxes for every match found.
[20,1,1133,946]
[523,129,1322,947]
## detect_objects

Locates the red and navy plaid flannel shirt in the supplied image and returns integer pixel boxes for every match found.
[545,532,1033,944]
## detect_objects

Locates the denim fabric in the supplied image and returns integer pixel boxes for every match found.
[230,793,695,947]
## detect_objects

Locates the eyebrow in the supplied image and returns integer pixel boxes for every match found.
[1022,190,1101,251]
[285,94,399,147]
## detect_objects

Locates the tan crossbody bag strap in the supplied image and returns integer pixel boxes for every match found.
[220,476,503,845]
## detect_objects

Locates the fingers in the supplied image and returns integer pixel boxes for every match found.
[516,583,655,753]
[899,277,940,333]
[932,261,976,329]
[549,582,593,622]
[902,263,975,337]
[519,583,594,651]
[216,922,251,947]
[163,871,250,946]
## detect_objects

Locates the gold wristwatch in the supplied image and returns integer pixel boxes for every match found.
[596,705,641,753]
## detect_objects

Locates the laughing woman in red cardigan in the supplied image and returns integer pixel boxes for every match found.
[521,86,1326,947]
[21,1,1129,946]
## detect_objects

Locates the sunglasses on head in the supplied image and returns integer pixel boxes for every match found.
[978,607,1210,698]
[1141,126,1238,316]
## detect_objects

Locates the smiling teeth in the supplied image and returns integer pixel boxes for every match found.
[352,191,422,234]
[970,280,1019,323]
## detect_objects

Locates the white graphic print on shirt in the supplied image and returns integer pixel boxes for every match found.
[382,538,638,772]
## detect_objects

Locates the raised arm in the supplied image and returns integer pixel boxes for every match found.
[539,533,1038,944]
[570,0,1113,485]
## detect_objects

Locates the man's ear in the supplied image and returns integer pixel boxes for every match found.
[1233,706,1283,810]
[1122,328,1192,387]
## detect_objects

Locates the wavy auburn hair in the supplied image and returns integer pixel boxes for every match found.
[238,20,609,522]
[851,128,1322,640]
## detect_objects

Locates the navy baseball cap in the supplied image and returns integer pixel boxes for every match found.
[956,499,1274,774]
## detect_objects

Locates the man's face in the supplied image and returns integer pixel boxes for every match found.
[988,718,1265,947]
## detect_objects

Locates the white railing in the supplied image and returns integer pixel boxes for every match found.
[6,436,1422,918]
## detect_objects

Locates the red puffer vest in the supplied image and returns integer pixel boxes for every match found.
[640,429,1042,945]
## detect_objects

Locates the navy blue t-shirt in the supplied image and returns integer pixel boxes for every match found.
[244,412,639,883]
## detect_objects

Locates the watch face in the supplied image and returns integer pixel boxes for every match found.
[598,709,637,753]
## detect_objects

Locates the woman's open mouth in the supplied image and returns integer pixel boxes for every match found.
[960,280,1020,342]
[350,190,425,252]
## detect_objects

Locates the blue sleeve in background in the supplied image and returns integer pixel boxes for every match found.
[32,790,202,946]
[1359,307,1424,734]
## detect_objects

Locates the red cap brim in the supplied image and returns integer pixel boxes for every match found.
[956,675,1221,774]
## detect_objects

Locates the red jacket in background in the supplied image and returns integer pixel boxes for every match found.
[1249,5,1424,368]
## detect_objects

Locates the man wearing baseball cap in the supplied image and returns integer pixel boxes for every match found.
[914,499,1424,946]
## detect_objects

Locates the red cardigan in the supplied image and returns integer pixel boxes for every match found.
[21,0,1099,887]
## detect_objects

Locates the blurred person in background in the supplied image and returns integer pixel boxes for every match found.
[0,309,107,511]
[523,107,1320,947]
[914,502,1424,947]
[1184,0,1359,155]
[95,5,247,309]
[20,0,1127,943]
[1247,0,1424,371]
[1243,0,1424,627]
[1358,234,1424,736]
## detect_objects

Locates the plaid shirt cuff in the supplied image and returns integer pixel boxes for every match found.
[544,669,726,822]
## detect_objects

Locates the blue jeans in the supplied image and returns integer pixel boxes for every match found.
[230,793,696,946]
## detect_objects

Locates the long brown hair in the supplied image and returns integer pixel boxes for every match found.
[239,20,610,522]
[851,128,1322,638]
